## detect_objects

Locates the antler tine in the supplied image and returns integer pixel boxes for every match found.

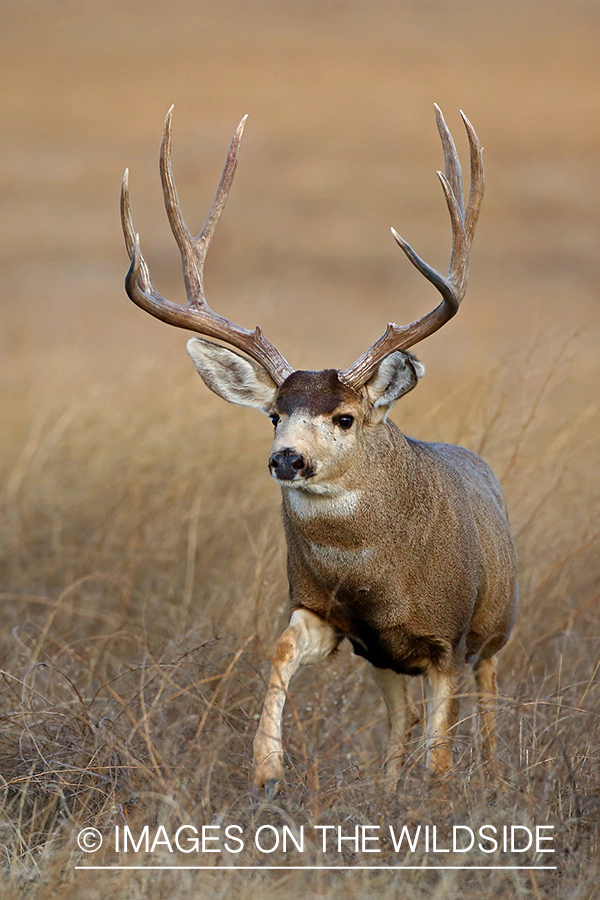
[460,109,484,242]
[435,103,464,218]
[122,162,218,322]
[121,169,165,301]
[121,111,294,386]
[159,106,247,307]
[195,114,247,270]
[121,169,135,258]
[340,107,484,391]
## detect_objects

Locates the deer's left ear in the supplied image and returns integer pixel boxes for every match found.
[365,350,425,422]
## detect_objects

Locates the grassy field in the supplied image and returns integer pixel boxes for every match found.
[0,1,598,897]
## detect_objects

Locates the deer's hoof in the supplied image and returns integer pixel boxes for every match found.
[253,757,285,799]
[253,775,282,801]
[264,778,280,800]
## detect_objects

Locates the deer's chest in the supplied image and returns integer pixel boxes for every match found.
[284,489,382,588]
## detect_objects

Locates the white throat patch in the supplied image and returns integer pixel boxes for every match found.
[286,487,362,520]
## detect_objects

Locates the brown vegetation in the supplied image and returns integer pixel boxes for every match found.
[0,1,598,897]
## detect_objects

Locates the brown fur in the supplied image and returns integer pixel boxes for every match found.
[249,366,518,790]
[180,348,518,789]
[282,417,518,672]
[276,369,359,416]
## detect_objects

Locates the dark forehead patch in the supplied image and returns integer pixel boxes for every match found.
[276,369,358,416]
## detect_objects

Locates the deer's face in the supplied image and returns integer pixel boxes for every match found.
[267,370,365,490]
[186,339,424,494]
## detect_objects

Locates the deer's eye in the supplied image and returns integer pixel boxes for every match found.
[335,414,354,430]
[270,414,280,428]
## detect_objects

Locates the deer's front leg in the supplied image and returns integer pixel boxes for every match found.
[253,608,340,793]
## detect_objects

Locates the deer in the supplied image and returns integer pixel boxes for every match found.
[120,105,518,795]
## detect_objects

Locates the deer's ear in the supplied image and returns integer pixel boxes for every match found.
[365,350,425,422]
[186,338,278,413]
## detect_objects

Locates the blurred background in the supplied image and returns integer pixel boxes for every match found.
[1,0,598,632]
[0,0,598,893]
[2,0,598,374]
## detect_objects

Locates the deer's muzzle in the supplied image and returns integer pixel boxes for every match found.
[269,449,311,482]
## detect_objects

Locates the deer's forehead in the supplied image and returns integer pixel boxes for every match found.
[275,370,360,417]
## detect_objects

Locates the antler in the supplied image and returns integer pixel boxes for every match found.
[121,107,294,385]
[339,105,484,390]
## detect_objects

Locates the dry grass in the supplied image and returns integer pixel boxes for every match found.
[1,1,599,897]
[1,346,598,898]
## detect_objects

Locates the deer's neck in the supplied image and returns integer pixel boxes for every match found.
[281,421,413,529]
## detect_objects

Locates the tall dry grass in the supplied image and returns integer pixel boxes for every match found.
[1,333,598,899]
[1,1,599,897]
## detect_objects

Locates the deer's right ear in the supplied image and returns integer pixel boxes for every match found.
[186,338,278,413]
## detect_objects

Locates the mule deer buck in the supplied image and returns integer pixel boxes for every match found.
[121,106,518,793]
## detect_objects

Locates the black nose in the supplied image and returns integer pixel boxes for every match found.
[269,449,306,481]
